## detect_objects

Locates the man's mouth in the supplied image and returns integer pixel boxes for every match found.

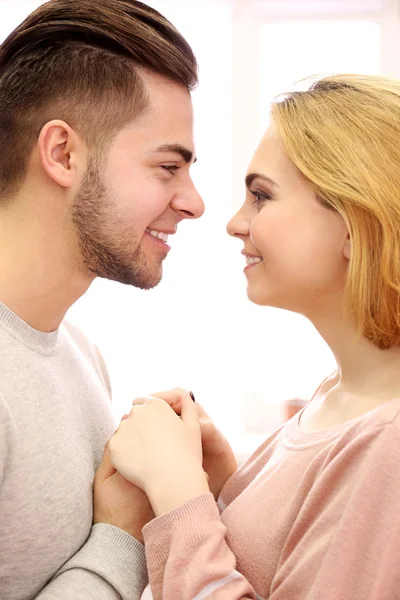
[145,228,169,243]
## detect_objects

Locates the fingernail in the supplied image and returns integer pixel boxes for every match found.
[121,414,129,421]
[189,391,195,403]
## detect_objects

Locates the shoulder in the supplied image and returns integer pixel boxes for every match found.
[325,402,400,478]
[387,400,400,437]
[0,391,17,484]
[62,319,93,351]
[61,320,112,397]
[350,397,400,442]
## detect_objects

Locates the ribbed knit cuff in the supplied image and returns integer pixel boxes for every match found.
[143,493,220,571]
[56,524,148,598]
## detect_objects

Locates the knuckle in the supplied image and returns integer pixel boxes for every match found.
[132,396,146,406]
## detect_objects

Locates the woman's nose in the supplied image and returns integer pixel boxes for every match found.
[226,208,249,238]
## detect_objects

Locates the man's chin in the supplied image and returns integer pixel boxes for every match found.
[133,276,162,290]
[129,266,163,290]
[96,267,162,289]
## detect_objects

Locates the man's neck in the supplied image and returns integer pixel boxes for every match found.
[0,200,93,332]
[0,281,91,333]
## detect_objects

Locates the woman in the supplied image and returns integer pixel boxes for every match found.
[109,74,400,599]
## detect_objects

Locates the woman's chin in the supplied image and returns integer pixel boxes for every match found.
[246,285,294,311]
[246,284,271,307]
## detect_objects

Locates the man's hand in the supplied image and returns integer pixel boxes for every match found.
[93,444,154,543]
[108,395,209,517]
[133,388,238,499]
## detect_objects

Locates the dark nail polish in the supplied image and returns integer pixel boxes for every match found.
[189,391,195,403]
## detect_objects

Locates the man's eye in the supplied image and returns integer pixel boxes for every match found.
[161,165,180,174]
[251,190,272,206]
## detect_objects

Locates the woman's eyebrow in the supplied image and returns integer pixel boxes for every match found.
[245,172,278,190]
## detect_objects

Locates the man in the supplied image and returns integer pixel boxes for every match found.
[0,1,204,598]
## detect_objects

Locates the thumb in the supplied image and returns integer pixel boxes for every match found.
[95,442,117,482]
[95,414,129,483]
[180,391,200,430]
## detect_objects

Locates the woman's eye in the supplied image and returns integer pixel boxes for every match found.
[251,190,272,206]
[161,165,180,175]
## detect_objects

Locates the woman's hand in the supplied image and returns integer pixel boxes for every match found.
[136,388,238,499]
[93,444,154,543]
[108,392,209,517]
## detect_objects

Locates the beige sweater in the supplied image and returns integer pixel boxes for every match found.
[143,396,400,599]
[0,302,148,600]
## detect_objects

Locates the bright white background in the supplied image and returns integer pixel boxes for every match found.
[2,0,400,460]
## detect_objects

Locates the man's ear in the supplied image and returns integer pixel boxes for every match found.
[343,233,351,260]
[38,120,80,189]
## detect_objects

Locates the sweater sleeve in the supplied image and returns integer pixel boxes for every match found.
[36,524,148,600]
[270,424,400,599]
[143,493,257,600]
[143,425,400,600]
[0,389,148,599]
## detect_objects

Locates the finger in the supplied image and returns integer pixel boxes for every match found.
[199,417,215,436]
[149,388,187,412]
[95,444,117,482]
[149,389,210,421]
[131,396,150,407]
[132,389,211,420]
[149,387,187,400]
[198,417,219,448]
[112,413,129,435]
[191,399,210,420]
[180,391,201,430]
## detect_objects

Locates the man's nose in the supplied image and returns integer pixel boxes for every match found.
[171,179,205,219]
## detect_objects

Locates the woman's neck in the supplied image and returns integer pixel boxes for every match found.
[299,313,400,432]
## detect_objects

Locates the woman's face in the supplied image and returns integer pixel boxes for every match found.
[227,127,351,318]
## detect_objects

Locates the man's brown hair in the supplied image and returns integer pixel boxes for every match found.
[0,0,198,197]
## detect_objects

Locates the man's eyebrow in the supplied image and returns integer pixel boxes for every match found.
[245,173,278,189]
[153,144,197,164]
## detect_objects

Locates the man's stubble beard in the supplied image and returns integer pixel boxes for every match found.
[71,156,162,290]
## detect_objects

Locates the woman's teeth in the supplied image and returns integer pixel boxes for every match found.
[146,229,169,243]
[246,256,263,265]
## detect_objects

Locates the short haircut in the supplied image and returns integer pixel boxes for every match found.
[0,0,198,197]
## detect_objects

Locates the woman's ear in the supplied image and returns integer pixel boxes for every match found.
[343,233,351,260]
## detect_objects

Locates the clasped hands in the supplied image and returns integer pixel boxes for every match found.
[108,388,238,518]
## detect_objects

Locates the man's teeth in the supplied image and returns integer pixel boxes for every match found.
[246,256,263,265]
[146,229,169,242]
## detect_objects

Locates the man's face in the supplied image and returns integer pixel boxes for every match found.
[71,71,204,289]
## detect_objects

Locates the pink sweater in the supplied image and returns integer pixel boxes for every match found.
[143,397,400,599]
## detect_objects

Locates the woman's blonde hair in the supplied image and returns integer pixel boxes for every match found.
[271,74,400,349]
